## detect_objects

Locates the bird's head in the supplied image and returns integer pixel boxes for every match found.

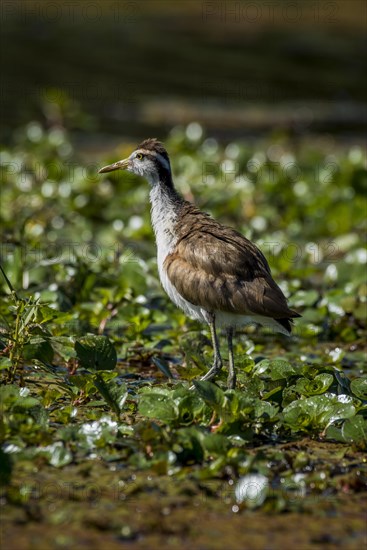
[98,138,172,187]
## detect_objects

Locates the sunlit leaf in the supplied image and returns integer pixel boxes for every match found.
[294,374,334,396]
[350,377,367,400]
[254,358,299,380]
[341,416,367,448]
[283,394,356,432]
[138,392,179,423]
[38,442,72,468]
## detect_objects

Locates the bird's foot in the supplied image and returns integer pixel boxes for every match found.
[189,358,222,390]
[199,359,223,383]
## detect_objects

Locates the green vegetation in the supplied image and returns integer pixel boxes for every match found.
[1,107,366,548]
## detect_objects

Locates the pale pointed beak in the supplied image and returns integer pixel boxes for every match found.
[98,158,129,174]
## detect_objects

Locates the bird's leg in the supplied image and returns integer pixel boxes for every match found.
[226,327,236,389]
[200,314,223,382]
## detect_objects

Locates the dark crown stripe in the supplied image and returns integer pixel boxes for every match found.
[137,138,170,164]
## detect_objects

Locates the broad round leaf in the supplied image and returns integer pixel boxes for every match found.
[350,377,367,400]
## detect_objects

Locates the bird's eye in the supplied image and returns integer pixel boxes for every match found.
[136,153,143,160]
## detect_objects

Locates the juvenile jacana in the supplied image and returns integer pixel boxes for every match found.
[99,139,300,388]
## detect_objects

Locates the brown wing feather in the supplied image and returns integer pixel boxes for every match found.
[164,205,299,320]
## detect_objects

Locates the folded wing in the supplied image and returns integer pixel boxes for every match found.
[164,208,299,323]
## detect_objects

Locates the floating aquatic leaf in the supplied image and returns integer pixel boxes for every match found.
[254,359,298,380]
[252,400,279,420]
[341,416,367,448]
[175,392,207,425]
[201,432,231,456]
[350,377,367,400]
[292,289,319,308]
[78,416,118,448]
[192,381,227,411]
[294,374,334,396]
[11,396,48,426]
[93,374,128,415]
[326,416,367,449]
[75,335,117,371]
[138,392,179,423]
[283,394,356,432]
[0,357,12,371]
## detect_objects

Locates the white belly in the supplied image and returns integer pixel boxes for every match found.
[158,258,210,323]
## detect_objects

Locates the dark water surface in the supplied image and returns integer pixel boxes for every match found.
[1,1,367,142]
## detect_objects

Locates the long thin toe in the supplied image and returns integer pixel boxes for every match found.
[227,373,236,389]
[200,361,222,383]
[199,371,216,382]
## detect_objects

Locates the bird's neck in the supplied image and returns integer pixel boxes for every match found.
[149,182,184,257]
[145,160,174,189]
